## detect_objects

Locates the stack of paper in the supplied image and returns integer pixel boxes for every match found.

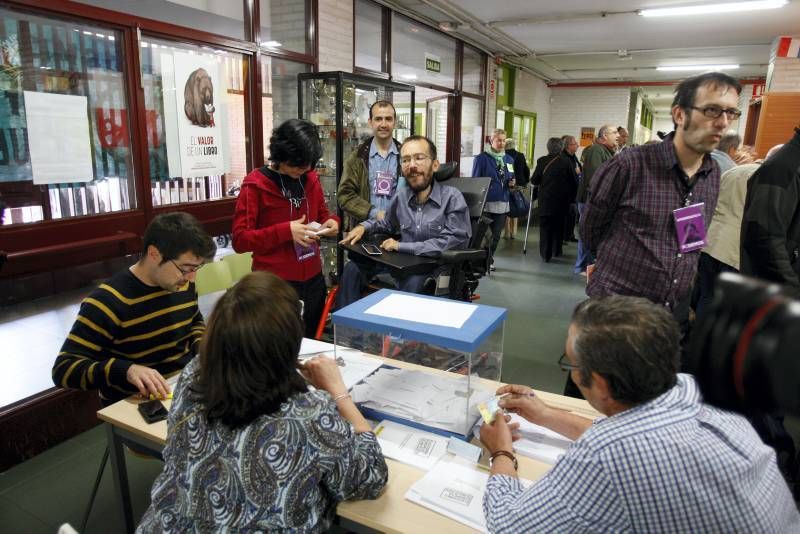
[351,368,492,434]
[374,420,450,471]
[298,342,384,391]
[472,413,573,465]
[406,457,532,532]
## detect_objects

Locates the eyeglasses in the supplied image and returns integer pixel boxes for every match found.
[400,154,431,166]
[170,259,204,276]
[689,106,742,120]
[558,353,580,372]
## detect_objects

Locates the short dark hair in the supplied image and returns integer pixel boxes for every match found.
[268,118,322,168]
[143,212,216,263]
[672,72,742,127]
[546,137,564,155]
[718,133,741,153]
[400,135,437,161]
[195,271,307,428]
[369,100,396,120]
[570,296,680,405]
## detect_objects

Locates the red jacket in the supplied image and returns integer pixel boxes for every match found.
[232,168,339,282]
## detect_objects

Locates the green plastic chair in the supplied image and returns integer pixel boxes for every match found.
[222,252,253,282]
[195,260,233,296]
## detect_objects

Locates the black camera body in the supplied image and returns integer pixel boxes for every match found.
[686,273,800,417]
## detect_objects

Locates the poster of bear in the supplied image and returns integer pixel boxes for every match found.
[173,51,225,177]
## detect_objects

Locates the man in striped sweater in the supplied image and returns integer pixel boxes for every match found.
[52,212,216,405]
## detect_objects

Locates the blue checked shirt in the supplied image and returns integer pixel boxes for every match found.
[484,374,800,533]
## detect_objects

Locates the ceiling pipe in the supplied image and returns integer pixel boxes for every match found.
[537,43,770,58]
[557,63,767,73]
[489,10,640,27]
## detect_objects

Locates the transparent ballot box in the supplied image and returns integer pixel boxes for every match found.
[332,289,506,439]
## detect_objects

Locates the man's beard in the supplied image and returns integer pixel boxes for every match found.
[408,173,432,192]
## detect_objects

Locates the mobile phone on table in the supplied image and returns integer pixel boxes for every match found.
[361,243,383,255]
[138,399,168,424]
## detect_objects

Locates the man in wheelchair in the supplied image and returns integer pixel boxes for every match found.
[336,135,472,308]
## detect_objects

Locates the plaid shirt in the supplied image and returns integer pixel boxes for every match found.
[483,374,800,533]
[581,132,720,307]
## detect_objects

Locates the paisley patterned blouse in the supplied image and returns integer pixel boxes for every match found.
[137,358,388,533]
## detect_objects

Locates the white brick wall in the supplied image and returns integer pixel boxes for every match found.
[547,87,631,157]
[768,58,800,91]
[318,0,353,72]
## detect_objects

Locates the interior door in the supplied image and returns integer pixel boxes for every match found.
[425,95,450,159]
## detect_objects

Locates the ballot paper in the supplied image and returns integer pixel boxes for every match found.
[375,419,450,471]
[300,347,384,391]
[473,413,573,465]
[406,457,533,532]
[299,338,335,356]
[351,368,493,434]
[364,293,476,329]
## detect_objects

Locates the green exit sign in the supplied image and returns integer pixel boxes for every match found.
[425,54,441,73]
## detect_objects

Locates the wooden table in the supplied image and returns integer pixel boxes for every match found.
[98,352,597,534]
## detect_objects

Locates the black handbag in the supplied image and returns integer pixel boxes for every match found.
[508,188,530,218]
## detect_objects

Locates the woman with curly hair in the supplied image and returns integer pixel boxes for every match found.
[137,271,387,532]
[232,119,339,336]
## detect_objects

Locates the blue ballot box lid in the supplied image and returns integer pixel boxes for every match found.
[332,289,507,353]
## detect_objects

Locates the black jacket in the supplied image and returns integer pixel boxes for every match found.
[532,154,578,217]
[740,128,800,293]
[506,148,530,187]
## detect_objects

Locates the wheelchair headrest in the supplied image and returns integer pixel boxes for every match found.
[433,162,458,182]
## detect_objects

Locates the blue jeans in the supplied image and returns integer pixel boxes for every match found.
[336,259,436,309]
[574,203,595,273]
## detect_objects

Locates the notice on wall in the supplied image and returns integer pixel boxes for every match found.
[24,91,94,185]
[580,126,595,148]
[170,51,226,178]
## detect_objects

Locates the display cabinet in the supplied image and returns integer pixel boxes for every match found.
[298,72,415,282]
[332,289,506,439]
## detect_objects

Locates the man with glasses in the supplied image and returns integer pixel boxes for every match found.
[580,72,741,348]
[479,296,799,533]
[53,212,216,405]
[336,135,470,308]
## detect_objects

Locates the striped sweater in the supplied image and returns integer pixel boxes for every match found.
[52,268,204,405]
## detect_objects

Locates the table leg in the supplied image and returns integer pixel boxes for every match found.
[106,423,135,534]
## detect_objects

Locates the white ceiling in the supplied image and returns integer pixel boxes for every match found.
[381,0,800,86]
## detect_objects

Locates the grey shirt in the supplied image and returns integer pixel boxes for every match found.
[361,180,471,257]
[711,149,737,175]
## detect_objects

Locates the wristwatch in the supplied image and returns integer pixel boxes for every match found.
[489,450,518,471]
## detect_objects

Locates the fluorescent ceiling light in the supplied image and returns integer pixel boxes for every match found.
[260,41,282,47]
[657,64,740,71]
[399,73,418,80]
[640,0,787,17]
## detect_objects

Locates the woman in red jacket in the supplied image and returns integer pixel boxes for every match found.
[232,119,339,337]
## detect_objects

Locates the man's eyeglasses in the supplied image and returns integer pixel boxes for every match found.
[689,106,742,120]
[401,154,431,166]
[558,353,580,372]
[170,259,205,276]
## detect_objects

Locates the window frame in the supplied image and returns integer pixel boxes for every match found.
[0,0,318,277]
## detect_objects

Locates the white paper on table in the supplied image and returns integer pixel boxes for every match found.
[364,293,476,329]
[299,338,336,355]
[299,346,383,390]
[375,420,450,471]
[24,91,94,185]
[406,457,533,532]
[472,413,573,465]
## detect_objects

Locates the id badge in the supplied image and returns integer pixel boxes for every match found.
[374,170,396,197]
[673,203,706,253]
[294,241,319,262]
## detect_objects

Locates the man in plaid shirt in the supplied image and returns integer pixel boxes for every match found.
[479,296,799,533]
[580,72,742,322]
